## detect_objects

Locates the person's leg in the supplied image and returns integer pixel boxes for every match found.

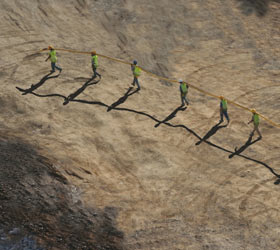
[181,94,185,106]
[94,67,101,78]
[224,110,230,123]
[256,125,262,138]
[96,71,101,78]
[135,77,140,89]
[55,63,62,72]
[219,109,224,122]
[91,64,96,78]
[51,62,55,72]
[184,95,189,105]
[251,125,256,136]
[132,76,136,86]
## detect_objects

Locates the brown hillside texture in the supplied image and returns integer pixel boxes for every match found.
[0,0,280,249]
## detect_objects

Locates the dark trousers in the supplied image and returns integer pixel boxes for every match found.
[220,109,229,122]
[51,62,62,72]
[251,123,262,137]
[132,76,140,89]
[181,93,189,105]
[92,65,101,79]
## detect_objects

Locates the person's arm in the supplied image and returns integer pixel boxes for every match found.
[45,54,50,62]
[248,116,253,124]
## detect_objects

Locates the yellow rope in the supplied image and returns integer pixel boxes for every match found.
[40,48,280,129]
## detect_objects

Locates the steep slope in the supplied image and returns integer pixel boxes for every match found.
[0,0,280,249]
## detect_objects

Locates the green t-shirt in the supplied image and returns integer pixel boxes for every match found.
[49,50,57,63]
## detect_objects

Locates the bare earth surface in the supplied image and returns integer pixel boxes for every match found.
[0,0,280,249]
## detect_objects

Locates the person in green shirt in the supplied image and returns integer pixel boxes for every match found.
[219,96,230,125]
[131,60,141,90]
[91,51,101,79]
[248,109,262,138]
[179,79,189,106]
[45,45,62,73]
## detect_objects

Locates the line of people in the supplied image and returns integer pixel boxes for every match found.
[219,95,261,139]
[179,80,261,138]
[45,46,262,139]
[218,95,261,139]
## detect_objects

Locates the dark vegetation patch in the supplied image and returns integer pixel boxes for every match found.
[236,0,280,16]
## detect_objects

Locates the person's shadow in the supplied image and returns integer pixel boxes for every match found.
[87,74,101,86]
[195,121,227,145]
[63,77,100,105]
[15,87,280,182]
[154,105,187,128]
[107,87,139,112]
[16,72,59,95]
[229,133,262,158]
[274,179,280,185]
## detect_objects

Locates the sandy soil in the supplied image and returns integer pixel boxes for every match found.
[0,0,280,249]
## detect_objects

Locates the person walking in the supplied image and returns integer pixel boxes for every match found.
[131,60,141,90]
[219,96,230,124]
[248,109,262,138]
[45,45,62,73]
[179,79,189,106]
[91,51,101,79]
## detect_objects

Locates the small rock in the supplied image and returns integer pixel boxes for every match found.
[0,236,8,241]
[9,227,20,235]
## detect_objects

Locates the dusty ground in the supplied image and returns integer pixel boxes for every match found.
[0,0,280,249]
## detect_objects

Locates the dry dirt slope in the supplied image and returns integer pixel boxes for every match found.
[0,0,280,249]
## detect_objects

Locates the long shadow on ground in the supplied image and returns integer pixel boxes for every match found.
[229,134,261,158]
[63,76,100,105]
[107,87,139,112]
[195,121,227,145]
[16,75,100,105]
[154,105,187,128]
[16,89,280,182]
[16,72,60,95]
